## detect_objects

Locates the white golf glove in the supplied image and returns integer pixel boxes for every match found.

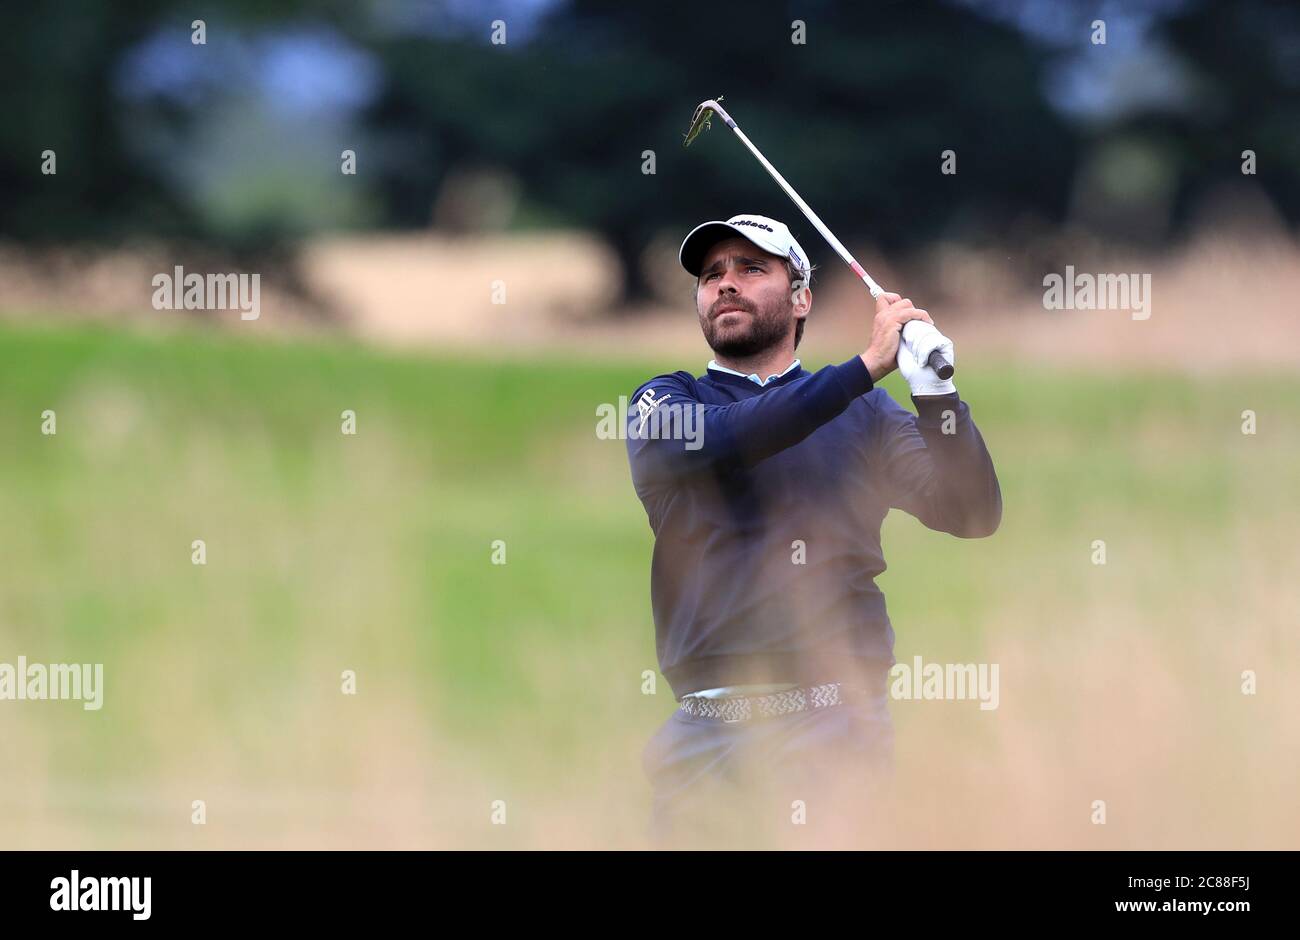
[897,319,956,396]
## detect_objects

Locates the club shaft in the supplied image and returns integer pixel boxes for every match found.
[702,100,953,379]
[729,126,885,296]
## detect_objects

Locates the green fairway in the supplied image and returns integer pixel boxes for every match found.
[2,322,1297,848]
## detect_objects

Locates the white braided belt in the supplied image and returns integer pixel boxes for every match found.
[678,682,849,722]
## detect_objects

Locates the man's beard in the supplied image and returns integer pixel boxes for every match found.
[701,296,793,358]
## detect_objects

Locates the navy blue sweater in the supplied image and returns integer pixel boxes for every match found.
[625,356,1001,700]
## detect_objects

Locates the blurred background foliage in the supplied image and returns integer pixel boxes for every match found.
[2,0,1297,301]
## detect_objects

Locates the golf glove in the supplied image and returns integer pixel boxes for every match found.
[898,320,956,396]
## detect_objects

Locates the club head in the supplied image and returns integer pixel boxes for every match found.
[683,96,730,147]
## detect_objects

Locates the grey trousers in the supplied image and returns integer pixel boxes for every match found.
[641,690,895,848]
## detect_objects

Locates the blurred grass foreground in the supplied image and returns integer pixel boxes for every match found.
[1,321,1297,849]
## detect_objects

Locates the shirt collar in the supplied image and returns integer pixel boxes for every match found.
[706,358,801,387]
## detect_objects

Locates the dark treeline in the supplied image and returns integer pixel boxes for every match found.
[2,0,1296,301]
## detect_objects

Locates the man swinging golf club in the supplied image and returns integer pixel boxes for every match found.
[625,212,1003,845]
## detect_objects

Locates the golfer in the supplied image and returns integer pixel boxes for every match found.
[625,214,1002,844]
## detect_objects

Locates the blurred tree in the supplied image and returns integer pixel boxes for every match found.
[366,0,1081,303]
[1150,1,1300,229]
[0,0,366,246]
[0,1,188,240]
[4,0,1296,307]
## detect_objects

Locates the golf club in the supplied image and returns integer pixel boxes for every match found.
[684,96,954,380]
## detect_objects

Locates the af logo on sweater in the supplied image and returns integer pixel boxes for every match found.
[636,388,671,434]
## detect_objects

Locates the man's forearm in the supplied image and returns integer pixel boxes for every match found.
[908,393,1002,538]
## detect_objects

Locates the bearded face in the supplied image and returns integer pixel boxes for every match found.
[696,238,804,358]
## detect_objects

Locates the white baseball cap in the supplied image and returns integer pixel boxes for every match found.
[678,213,811,283]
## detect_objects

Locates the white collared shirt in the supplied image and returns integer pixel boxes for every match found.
[706,358,801,387]
[690,683,799,699]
